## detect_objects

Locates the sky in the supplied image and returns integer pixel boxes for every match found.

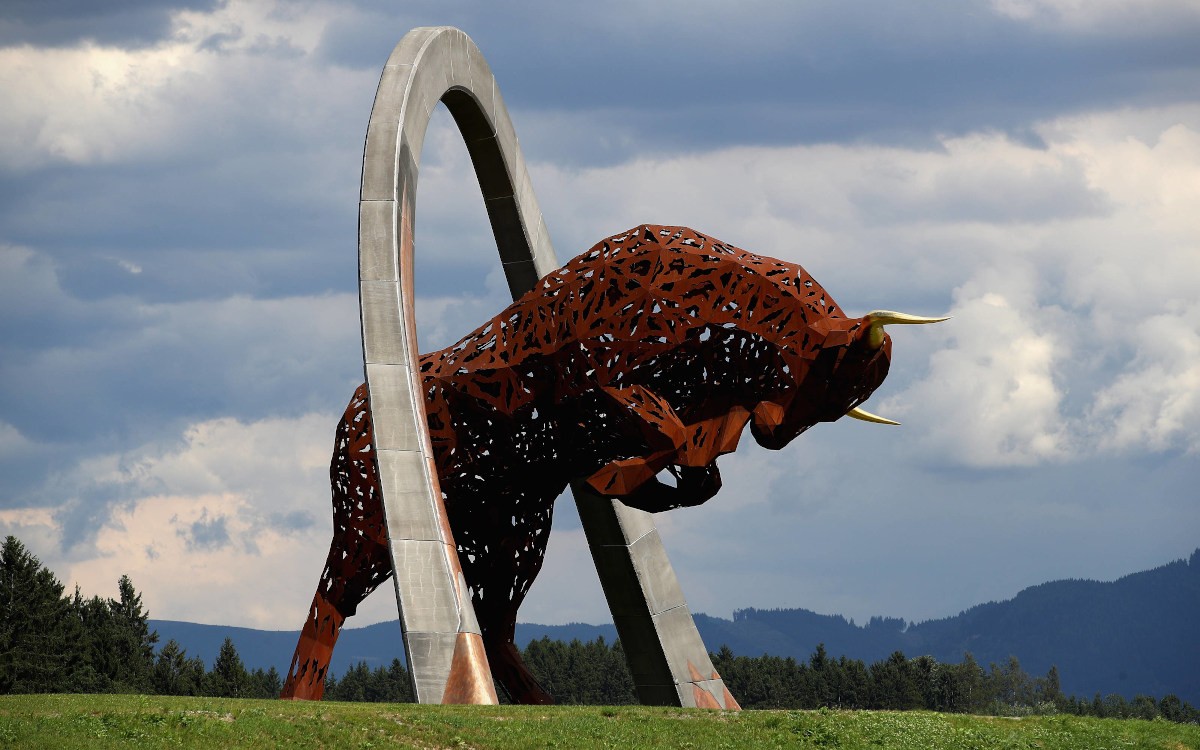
[1,0,1198,633]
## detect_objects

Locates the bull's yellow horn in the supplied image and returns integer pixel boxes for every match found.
[864,310,950,349]
[845,406,901,426]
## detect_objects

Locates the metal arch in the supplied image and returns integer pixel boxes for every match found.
[360,26,729,707]
[358,25,554,706]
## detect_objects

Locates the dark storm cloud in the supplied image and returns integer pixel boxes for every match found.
[267,510,315,533]
[318,0,1200,164]
[0,160,496,306]
[178,510,230,550]
[0,240,364,519]
[0,0,222,49]
[0,292,362,448]
[6,0,1190,312]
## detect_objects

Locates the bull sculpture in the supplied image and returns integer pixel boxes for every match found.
[281,225,944,703]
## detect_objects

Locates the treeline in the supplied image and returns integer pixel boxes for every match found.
[321,635,1200,723]
[0,536,279,698]
[151,637,283,698]
[707,644,1200,722]
[319,640,624,705]
[324,659,414,702]
[514,637,1200,722]
[5,534,1198,723]
[2,536,157,693]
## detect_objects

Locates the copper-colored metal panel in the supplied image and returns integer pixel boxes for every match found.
[693,683,723,709]
[279,596,344,700]
[442,632,499,704]
[281,385,392,701]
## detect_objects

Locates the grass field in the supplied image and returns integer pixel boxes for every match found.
[2,694,1197,749]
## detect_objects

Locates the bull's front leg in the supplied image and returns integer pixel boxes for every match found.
[615,463,723,513]
[581,384,687,496]
[582,385,749,510]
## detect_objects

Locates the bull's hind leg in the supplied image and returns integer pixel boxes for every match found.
[450,490,558,704]
[281,385,394,700]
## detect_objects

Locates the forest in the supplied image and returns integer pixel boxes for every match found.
[3,535,1197,724]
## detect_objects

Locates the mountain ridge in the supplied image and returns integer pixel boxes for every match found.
[151,548,1199,702]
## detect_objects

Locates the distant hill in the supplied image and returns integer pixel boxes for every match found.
[151,548,1199,702]
[697,549,1200,703]
[149,619,617,681]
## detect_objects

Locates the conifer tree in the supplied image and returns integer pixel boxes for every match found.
[808,643,832,707]
[333,662,370,702]
[602,640,637,705]
[869,651,924,710]
[205,637,249,697]
[60,587,102,692]
[153,639,203,696]
[384,658,415,702]
[952,652,985,712]
[910,654,940,710]
[1131,694,1160,719]
[78,592,118,690]
[835,655,870,710]
[247,666,283,698]
[109,575,158,691]
[0,536,83,693]
[264,666,283,697]
[1159,694,1187,722]
[1038,664,1062,705]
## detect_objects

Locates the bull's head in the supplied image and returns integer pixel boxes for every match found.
[749,310,948,449]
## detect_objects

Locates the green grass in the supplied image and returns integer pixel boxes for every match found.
[1,694,1197,749]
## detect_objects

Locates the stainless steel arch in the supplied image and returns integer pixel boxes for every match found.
[359,26,736,708]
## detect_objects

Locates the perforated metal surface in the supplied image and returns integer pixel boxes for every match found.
[285,225,893,703]
[281,385,391,700]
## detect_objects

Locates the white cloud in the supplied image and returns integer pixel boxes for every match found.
[0,421,34,455]
[1089,305,1200,453]
[989,0,1200,33]
[891,281,1072,467]
[528,106,1200,468]
[0,0,366,171]
[1,411,345,628]
[530,129,1109,310]
[4,408,614,629]
[515,522,610,625]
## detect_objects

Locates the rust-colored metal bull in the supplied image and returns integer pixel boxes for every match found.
[281,225,943,703]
